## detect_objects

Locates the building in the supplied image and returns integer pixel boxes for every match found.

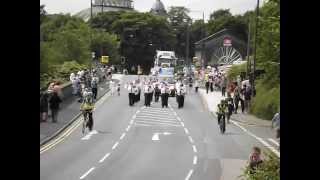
[75,0,134,21]
[150,0,167,17]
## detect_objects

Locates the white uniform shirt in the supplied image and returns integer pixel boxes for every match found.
[128,85,134,93]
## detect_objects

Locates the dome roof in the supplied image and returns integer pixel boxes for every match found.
[150,0,167,16]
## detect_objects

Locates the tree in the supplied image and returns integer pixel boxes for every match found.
[89,11,124,34]
[40,5,47,24]
[209,9,232,20]
[167,6,192,59]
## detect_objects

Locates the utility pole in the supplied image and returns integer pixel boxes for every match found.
[201,12,205,69]
[252,0,260,93]
[246,18,251,79]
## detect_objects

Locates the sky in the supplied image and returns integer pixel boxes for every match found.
[40,0,261,21]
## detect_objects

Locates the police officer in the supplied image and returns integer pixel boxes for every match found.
[147,84,153,106]
[177,84,186,108]
[133,84,139,103]
[161,84,167,108]
[144,83,149,106]
[128,82,134,106]
[154,83,161,102]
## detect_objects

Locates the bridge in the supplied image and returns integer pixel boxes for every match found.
[194,29,248,66]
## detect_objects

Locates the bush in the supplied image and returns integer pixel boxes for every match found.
[250,81,280,120]
[227,63,247,81]
[240,151,280,180]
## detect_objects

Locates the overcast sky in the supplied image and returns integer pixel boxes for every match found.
[40,0,260,21]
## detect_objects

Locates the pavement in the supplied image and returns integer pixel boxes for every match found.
[40,74,123,145]
[40,75,278,180]
[198,88,280,157]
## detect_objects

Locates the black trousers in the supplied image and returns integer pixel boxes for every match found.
[155,92,160,102]
[195,87,199,93]
[205,82,209,94]
[129,93,134,106]
[240,99,245,113]
[178,95,184,108]
[92,87,98,100]
[221,87,226,97]
[161,94,169,107]
[210,83,213,92]
[51,108,59,123]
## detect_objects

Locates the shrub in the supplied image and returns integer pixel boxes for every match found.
[227,63,247,81]
[250,81,280,120]
[240,151,280,180]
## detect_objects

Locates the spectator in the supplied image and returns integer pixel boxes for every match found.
[91,75,98,100]
[49,92,62,123]
[248,146,263,173]
[221,75,227,97]
[240,84,246,113]
[40,91,49,122]
[244,84,252,113]
[272,112,280,139]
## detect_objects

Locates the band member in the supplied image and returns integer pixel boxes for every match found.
[154,84,161,102]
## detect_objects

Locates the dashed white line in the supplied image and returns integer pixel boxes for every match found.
[173,112,177,116]
[185,169,194,180]
[268,138,280,146]
[136,110,140,113]
[177,117,182,121]
[130,119,134,124]
[193,156,198,165]
[188,136,194,143]
[112,142,119,150]
[181,122,185,127]
[184,128,189,134]
[192,145,197,153]
[80,167,95,179]
[126,125,131,132]
[99,153,110,163]
[120,133,126,140]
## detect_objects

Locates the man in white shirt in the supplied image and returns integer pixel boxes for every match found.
[128,82,134,106]
[177,84,186,108]
[110,80,115,96]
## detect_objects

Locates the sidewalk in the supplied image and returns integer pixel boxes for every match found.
[40,74,124,145]
[198,88,271,127]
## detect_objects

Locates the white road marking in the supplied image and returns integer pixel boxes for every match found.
[173,112,177,116]
[135,120,181,127]
[130,119,134,124]
[193,156,198,165]
[126,125,131,132]
[80,167,95,179]
[99,153,110,163]
[132,114,136,119]
[120,133,126,140]
[184,128,189,134]
[112,142,119,150]
[136,110,140,113]
[163,132,172,135]
[135,118,180,124]
[185,169,194,180]
[177,117,182,121]
[152,133,160,141]
[181,122,185,127]
[268,138,280,147]
[188,136,194,143]
[231,121,280,157]
[192,145,197,153]
[136,115,176,120]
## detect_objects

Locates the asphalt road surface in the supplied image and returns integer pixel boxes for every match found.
[40,75,272,180]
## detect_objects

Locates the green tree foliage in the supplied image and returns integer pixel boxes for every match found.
[89,11,123,33]
[168,6,192,59]
[207,9,248,42]
[241,151,280,180]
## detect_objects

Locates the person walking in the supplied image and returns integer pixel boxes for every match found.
[91,75,98,100]
[194,79,199,93]
[209,76,214,92]
[205,79,209,94]
[40,91,49,122]
[128,82,134,106]
[144,83,149,106]
[177,84,186,108]
[154,84,161,102]
[117,83,121,96]
[110,80,115,96]
[240,84,247,113]
[221,76,227,97]
[225,93,234,124]
[49,92,62,123]
[244,84,252,113]
[271,112,280,140]
[233,83,241,114]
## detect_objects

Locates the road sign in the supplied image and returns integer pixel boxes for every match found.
[101,56,109,64]
[223,37,232,47]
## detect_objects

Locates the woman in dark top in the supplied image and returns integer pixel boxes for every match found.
[49,92,62,123]
[40,92,49,122]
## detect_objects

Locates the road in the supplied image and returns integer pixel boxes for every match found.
[40,75,276,180]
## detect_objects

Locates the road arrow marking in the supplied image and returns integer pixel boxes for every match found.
[152,133,160,141]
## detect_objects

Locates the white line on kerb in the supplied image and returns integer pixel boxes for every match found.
[99,153,110,163]
[193,156,198,165]
[112,142,119,150]
[184,128,189,134]
[185,169,194,180]
[231,120,280,157]
[120,133,126,140]
[80,167,95,179]
[268,138,280,146]
[192,145,197,153]
[188,136,194,143]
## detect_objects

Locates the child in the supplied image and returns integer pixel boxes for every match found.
[248,146,263,173]
[117,83,121,96]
